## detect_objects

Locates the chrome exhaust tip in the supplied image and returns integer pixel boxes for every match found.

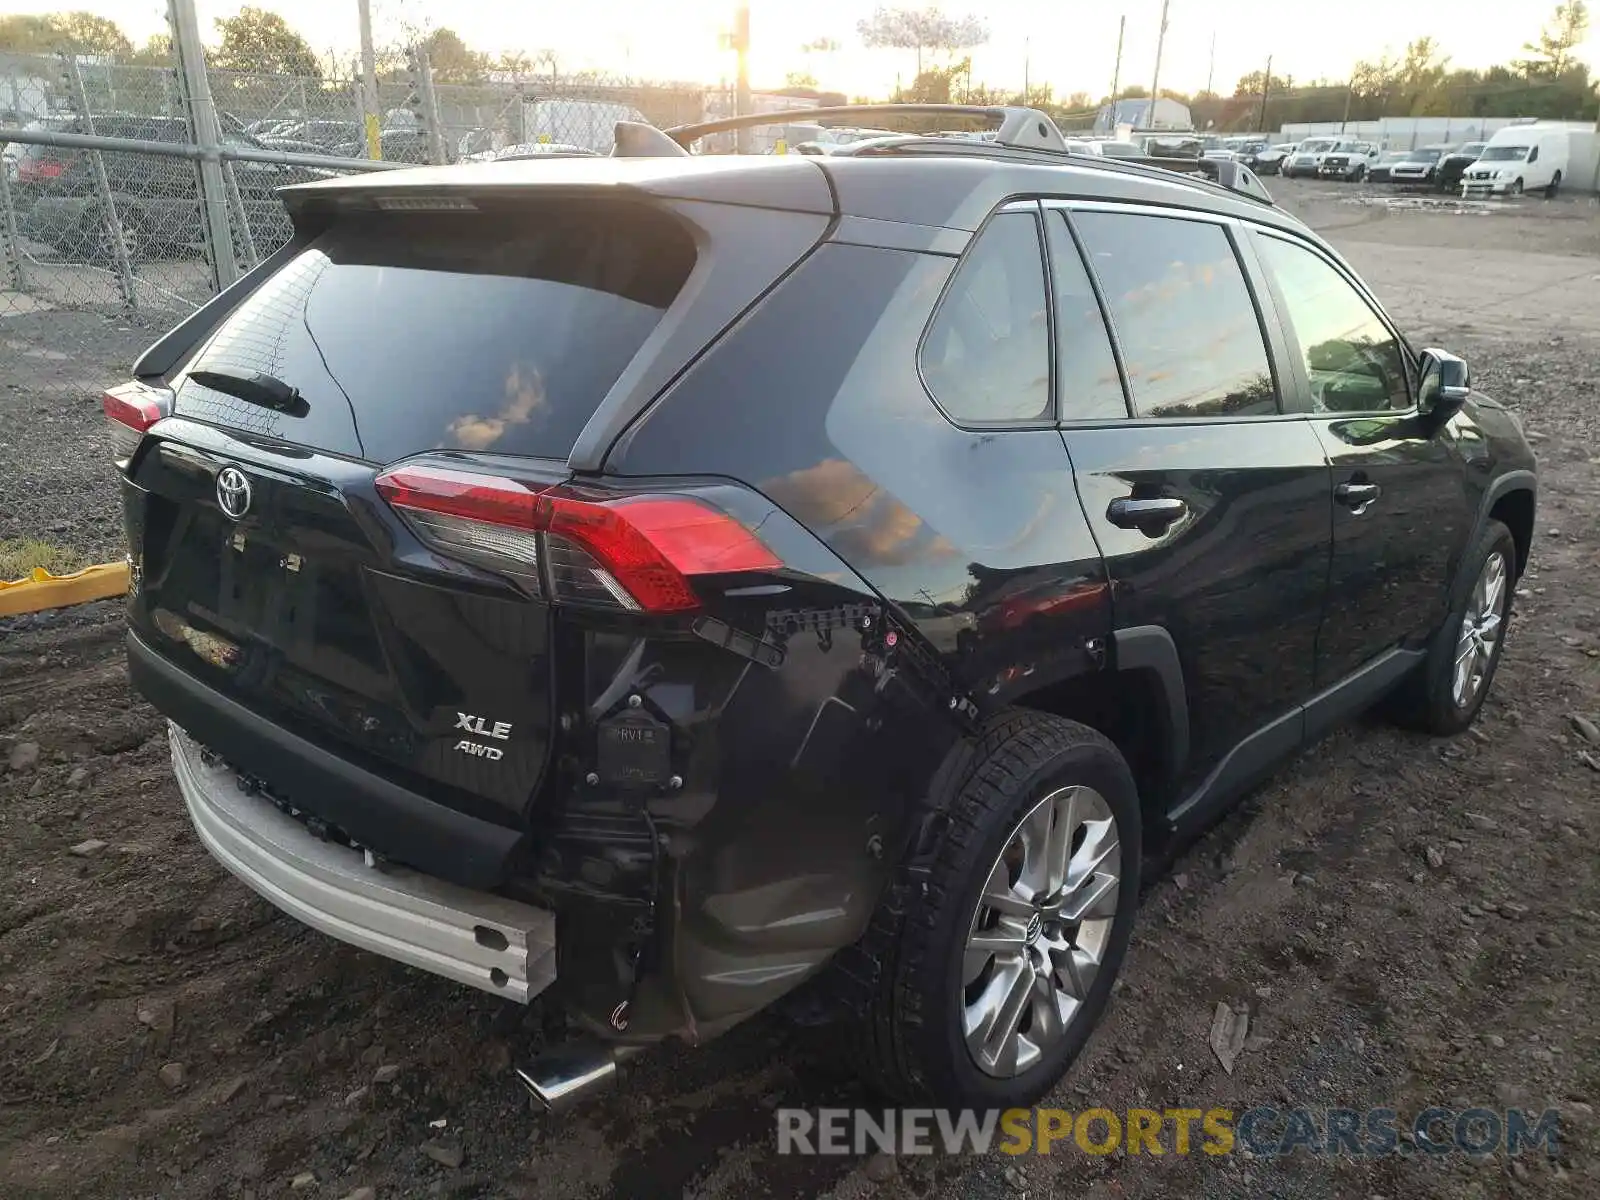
[515,1041,631,1114]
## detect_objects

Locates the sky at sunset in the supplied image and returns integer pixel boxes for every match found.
[2,0,1596,99]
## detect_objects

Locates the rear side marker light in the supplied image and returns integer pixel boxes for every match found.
[103,381,172,464]
[374,465,782,613]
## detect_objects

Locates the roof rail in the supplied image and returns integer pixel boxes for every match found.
[662,103,1070,154]
[639,102,1274,208]
[835,133,1277,207]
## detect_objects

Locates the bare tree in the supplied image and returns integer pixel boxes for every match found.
[857,7,989,78]
[1517,1,1589,76]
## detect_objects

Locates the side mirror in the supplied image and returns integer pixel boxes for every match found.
[1417,347,1471,417]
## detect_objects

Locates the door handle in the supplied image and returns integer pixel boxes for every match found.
[1107,496,1188,533]
[1335,481,1381,512]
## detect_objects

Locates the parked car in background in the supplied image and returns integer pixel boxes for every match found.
[1368,150,1412,183]
[19,116,327,260]
[1203,136,1265,163]
[332,128,446,165]
[1387,145,1454,186]
[790,127,904,154]
[1282,136,1338,177]
[1073,139,1142,158]
[3,115,75,187]
[1461,126,1570,197]
[1133,132,1203,158]
[1318,140,1381,180]
[260,120,362,155]
[467,142,600,162]
[1243,142,1294,175]
[1436,142,1487,192]
[245,118,296,140]
[455,127,496,159]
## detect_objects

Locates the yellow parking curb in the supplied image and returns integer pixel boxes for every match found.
[0,562,130,617]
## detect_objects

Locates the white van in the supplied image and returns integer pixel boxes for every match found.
[1460,125,1570,197]
[519,99,648,156]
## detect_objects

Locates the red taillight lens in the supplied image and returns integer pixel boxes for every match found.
[374,465,782,613]
[19,158,66,182]
[103,382,170,463]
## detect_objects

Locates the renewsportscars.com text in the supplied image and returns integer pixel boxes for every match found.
[777,1106,1563,1158]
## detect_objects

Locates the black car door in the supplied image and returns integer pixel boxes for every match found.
[1246,228,1469,688]
[1044,204,1333,797]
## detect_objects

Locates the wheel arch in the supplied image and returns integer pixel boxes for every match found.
[1477,472,1537,582]
[1489,487,1535,578]
[1004,625,1189,821]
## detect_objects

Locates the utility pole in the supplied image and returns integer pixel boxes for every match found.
[734,3,751,154]
[1206,30,1215,95]
[1258,54,1272,133]
[1023,37,1030,106]
[168,0,238,290]
[1109,15,1125,128]
[356,0,381,158]
[1340,81,1353,133]
[1147,0,1169,129]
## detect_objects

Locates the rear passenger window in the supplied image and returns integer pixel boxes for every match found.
[1049,213,1129,420]
[1073,211,1278,419]
[920,211,1051,424]
[1255,235,1410,412]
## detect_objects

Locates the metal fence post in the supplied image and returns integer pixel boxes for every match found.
[222,160,259,269]
[65,54,139,310]
[169,0,239,292]
[0,138,26,294]
[419,52,446,164]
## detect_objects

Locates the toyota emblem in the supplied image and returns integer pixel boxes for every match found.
[216,467,253,521]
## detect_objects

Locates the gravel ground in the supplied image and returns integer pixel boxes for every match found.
[1,178,1598,1200]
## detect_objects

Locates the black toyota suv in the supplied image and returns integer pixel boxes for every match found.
[108,105,1536,1112]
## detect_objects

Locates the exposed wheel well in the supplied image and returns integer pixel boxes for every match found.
[1009,670,1173,825]
[1489,489,1534,577]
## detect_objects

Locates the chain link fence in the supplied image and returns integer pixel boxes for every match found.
[2,44,710,400]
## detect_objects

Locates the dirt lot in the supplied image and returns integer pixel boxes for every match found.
[2,178,1598,1200]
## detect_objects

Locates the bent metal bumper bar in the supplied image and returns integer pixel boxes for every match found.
[168,725,557,1002]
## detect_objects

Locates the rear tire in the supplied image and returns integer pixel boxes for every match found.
[846,711,1141,1107]
[1546,170,1562,199]
[1387,520,1517,736]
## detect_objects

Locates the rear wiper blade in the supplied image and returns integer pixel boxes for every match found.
[189,368,308,416]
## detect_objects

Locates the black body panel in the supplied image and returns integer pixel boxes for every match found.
[128,631,525,886]
[1064,420,1331,786]
[1310,412,1467,681]
[607,240,1114,708]
[124,421,563,827]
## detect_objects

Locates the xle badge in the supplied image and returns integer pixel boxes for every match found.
[453,712,512,762]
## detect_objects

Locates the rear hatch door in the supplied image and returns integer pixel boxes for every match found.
[128,198,700,826]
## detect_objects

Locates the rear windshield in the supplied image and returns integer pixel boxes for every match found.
[176,204,695,463]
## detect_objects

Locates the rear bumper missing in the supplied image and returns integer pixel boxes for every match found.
[169,725,557,1003]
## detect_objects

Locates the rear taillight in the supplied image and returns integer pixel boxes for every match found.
[374,464,782,613]
[19,158,66,182]
[103,382,172,465]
